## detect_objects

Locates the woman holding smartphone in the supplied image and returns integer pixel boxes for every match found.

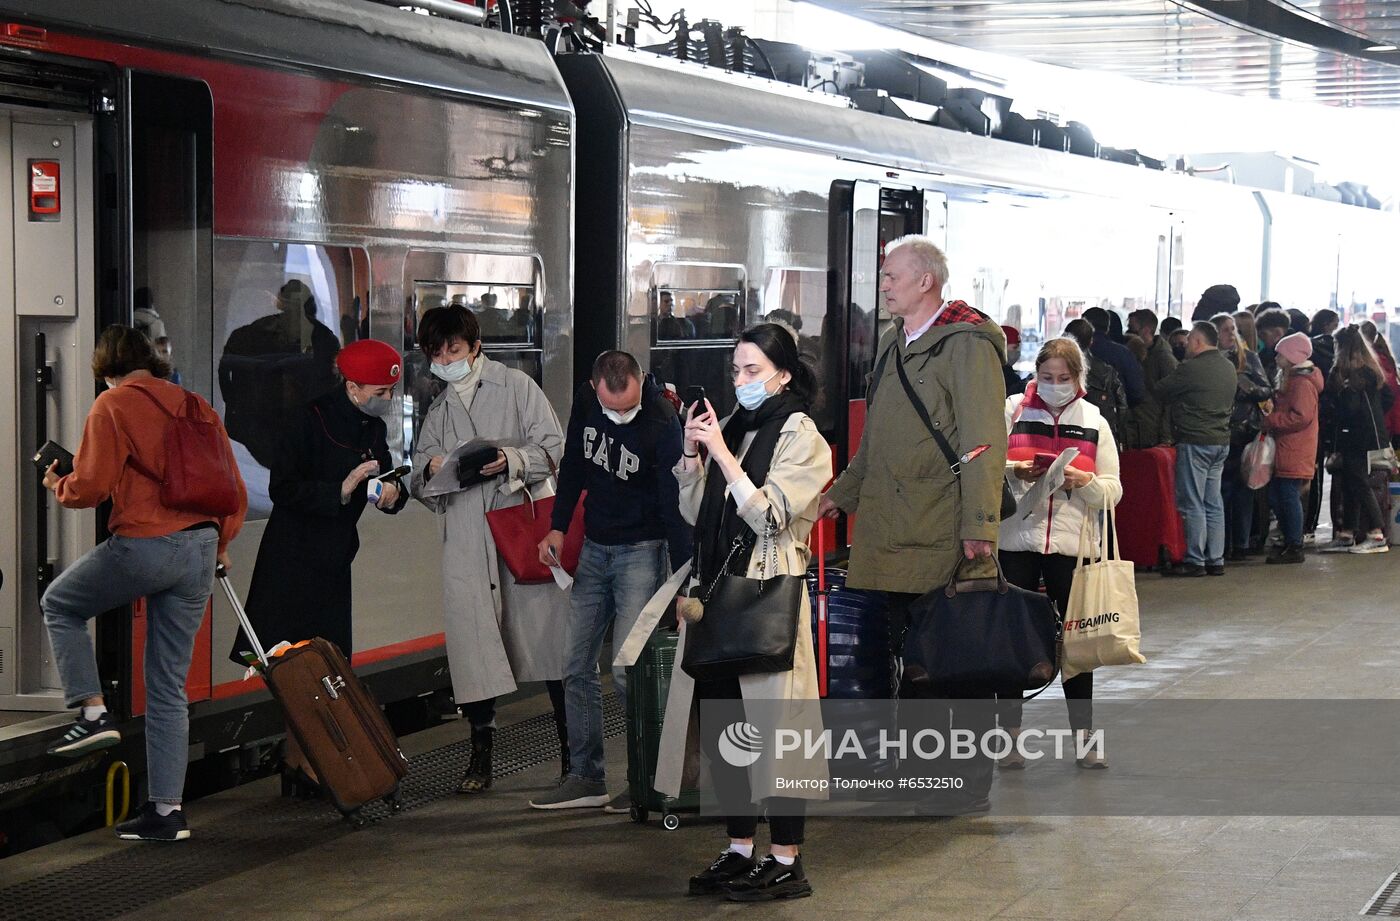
[230,339,409,794]
[997,336,1122,769]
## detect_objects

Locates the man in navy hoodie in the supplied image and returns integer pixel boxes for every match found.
[529,351,691,812]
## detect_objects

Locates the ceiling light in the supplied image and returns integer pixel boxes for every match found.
[1365,44,1398,51]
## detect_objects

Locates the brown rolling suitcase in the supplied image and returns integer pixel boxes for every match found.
[218,568,407,824]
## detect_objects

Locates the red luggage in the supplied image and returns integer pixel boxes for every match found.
[1118,446,1186,567]
[218,569,407,823]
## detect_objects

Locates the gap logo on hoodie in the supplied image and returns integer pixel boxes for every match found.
[583,427,641,481]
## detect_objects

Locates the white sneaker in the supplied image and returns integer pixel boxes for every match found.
[1349,536,1390,555]
[1320,537,1356,553]
[1302,532,1317,547]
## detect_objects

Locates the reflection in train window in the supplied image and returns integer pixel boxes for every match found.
[212,238,371,519]
[654,287,743,342]
[412,281,539,346]
[649,263,747,418]
[761,267,833,432]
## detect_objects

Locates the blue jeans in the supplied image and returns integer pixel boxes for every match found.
[1175,443,1229,567]
[43,529,219,804]
[1268,477,1305,547]
[563,539,667,783]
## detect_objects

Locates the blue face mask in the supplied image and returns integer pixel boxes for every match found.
[735,372,779,411]
[430,355,472,382]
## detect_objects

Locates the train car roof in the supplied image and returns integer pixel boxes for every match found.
[587,47,1261,211]
[0,0,572,113]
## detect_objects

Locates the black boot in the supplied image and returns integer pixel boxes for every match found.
[458,725,494,794]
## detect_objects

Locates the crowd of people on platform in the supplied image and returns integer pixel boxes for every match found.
[1002,284,1400,571]
[30,236,1397,903]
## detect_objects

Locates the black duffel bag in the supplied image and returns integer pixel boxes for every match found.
[902,555,1060,692]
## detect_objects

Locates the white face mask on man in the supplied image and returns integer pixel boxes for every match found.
[602,403,641,425]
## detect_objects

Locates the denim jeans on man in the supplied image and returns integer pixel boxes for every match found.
[563,538,667,783]
[43,529,218,804]
[1175,443,1229,567]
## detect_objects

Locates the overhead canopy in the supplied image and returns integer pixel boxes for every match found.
[808,0,1400,106]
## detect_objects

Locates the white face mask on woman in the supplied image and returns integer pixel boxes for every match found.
[430,355,472,382]
[1037,380,1078,408]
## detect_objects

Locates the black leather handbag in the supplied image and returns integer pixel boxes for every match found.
[681,515,804,682]
[902,555,1061,693]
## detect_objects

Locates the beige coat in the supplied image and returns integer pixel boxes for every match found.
[654,412,832,802]
[409,356,568,704]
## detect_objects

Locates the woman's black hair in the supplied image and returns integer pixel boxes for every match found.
[737,322,816,404]
[416,304,480,358]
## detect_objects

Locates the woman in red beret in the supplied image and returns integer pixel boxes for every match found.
[230,337,409,796]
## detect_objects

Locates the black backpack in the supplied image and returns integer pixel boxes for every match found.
[1084,357,1127,445]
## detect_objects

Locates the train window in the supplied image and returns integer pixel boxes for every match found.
[651,262,746,344]
[761,267,833,430]
[130,73,213,398]
[212,238,371,519]
[402,250,544,459]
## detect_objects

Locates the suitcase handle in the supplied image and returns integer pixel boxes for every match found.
[216,565,270,669]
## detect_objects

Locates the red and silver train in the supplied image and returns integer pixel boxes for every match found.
[0,0,1393,849]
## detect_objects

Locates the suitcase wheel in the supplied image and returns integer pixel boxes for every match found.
[384,789,404,813]
[630,804,647,824]
[661,812,681,831]
[347,809,368,830]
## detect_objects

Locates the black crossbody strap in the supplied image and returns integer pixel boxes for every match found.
[873,338,963,477]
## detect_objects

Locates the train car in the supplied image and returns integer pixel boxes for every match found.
[0,0,573,847]
[558,45,1400,476]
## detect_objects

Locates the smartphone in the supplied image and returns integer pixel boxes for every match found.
[1031,451,1057,471]
[33,440,74,478]
[683,385,706,412]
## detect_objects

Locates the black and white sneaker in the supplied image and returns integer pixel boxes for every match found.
[688,849,757,895]
[115,802,190,842]
[46,712,121,758]
[724,855,812,902]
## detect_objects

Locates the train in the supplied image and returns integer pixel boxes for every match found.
[0,0,1394,852]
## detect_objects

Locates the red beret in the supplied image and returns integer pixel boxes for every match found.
[1000,325,1021,346]
[336,339,401,385]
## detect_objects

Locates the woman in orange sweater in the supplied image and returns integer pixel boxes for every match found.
[40,325,247,842]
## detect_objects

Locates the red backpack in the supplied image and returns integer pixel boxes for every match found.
[127,385,241,517]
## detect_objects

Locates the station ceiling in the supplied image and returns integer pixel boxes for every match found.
[809,0,1400,106]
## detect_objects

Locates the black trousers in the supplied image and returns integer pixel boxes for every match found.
[695,676,805,846]
[886,591,995,801]
[1339,450,1385,535]
[996,552,1093,731]
[461,680,567,729]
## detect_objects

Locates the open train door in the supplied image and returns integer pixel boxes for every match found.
[0,106,98,713]
[826,178,946,547]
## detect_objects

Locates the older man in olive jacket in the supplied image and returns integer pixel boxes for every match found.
[819,234,1008,814]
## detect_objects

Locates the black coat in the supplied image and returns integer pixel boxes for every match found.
[229,386,406,665]
[1324,369,1394,455]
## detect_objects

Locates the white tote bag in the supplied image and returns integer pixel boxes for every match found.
[1063,500,1145,680]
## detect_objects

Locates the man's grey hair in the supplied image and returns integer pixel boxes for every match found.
[884,235,949,290]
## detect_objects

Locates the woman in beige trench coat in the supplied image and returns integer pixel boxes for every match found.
[409,305,569,794]
[660,324,831,903]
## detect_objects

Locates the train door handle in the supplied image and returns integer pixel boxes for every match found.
[35,332,54,599]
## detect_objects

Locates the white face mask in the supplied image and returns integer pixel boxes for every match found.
[104,378,117,390]
[430,355,473,382]
[1037,380,1078,408]
[1006,345,1021,366]
[602,403,641,426]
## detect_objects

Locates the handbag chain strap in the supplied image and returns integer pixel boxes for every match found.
[700,512,778,605]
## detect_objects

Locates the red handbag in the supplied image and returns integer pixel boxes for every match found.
[486,485,586,585]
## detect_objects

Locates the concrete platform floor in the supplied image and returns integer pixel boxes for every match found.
[6,548,1400,921]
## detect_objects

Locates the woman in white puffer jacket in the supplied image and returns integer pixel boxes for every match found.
[997,335,1122,769]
